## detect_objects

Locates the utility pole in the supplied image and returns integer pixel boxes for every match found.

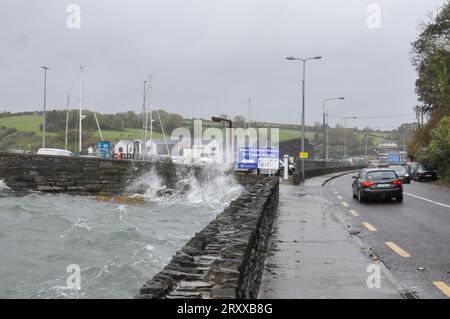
[343,116,357,159]
[322,97,345,163]
[41,66,50,148]
[326,111,330,160]
[344,118,347,158]
[364,129,368,163]
[301,60,305,179]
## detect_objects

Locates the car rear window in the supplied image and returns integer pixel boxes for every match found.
[366,171,397,180]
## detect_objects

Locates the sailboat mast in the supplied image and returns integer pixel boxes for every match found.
[79,66,83,153]
[149,76,153,149]
[65,94,70,150]
[143,80,148,159]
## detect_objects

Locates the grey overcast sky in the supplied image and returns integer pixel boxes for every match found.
[0,0,446,129]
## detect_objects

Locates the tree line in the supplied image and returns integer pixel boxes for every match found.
[0,109,184,134]
[409,1,450,180]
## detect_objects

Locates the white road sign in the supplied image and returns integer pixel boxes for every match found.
[258,157,279,170]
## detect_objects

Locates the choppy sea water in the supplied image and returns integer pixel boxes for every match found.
[0,166,242,298]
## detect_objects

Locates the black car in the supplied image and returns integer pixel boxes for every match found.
[352,168,403,203]
[412,164,438,182]
[389,165,411,184]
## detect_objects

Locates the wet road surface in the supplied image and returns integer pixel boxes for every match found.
[323,173,450,299]
[258,174,402,299]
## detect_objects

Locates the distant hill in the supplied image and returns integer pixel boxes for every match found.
[0,111,394,158]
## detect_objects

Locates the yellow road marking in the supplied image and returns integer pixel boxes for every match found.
[337,195,343,200]
[385,242,411,258]
[342,202,349,207]
[349,210,359,217]
[362,222,377,232]
[334,191,339,195]
[433,281,450,298]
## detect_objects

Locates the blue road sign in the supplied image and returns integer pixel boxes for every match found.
[388,153,400,164]
[237,147,279,170]
[237,147,258,169]
[97,141,112,159]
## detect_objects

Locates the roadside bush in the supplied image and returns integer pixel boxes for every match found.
[429,116,450,179]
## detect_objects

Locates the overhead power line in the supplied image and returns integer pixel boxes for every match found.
[328,113,415,119]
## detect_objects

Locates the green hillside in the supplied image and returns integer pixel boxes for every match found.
[0,113,394,158]
[0,115,46,135]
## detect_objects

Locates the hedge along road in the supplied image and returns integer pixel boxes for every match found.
[324,173,450,299]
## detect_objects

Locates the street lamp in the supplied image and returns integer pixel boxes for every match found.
[322,97,345,162]
[41,66,50,148]
[286,55,322,181]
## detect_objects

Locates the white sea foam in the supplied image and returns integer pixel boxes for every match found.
[128,163,243,210]
[0,180,10,191]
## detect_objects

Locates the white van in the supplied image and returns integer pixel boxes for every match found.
[37,148,74,157]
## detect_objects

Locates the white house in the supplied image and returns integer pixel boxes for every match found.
[114,140,144,155]
[145,139,178,156]
[378,141,398,151]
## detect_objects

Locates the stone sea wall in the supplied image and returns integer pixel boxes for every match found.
[137,175,279,299]
[0,152,193,196]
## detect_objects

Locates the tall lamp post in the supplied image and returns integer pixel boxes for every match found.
[286,55,322,182]
[322,97,345,162]
[41,66,50,148]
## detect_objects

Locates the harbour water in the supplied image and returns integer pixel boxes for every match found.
[0,166,242,298]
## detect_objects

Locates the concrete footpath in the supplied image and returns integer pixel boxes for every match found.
[258,173,402,299]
